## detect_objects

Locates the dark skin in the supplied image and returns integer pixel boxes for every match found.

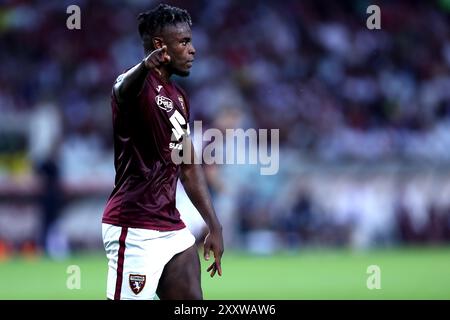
[114,22,224,299]
[114,23,194,104]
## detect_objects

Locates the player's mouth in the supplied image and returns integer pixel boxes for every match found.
[186,60,194,68]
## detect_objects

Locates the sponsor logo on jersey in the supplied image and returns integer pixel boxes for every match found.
[156,85,163,93]
[169,142,183,150]
[129,274,146,295]
[169,110,190,141]
[155,95,173,112]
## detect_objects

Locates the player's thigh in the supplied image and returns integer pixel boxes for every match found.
[157,244,202,300]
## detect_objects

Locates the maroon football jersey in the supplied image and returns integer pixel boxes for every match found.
[102,69,190,231]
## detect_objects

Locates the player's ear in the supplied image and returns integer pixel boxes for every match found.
[153,37,164,50]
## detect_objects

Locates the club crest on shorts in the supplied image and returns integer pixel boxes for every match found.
[155,95,173,112]
[129,274,146,295]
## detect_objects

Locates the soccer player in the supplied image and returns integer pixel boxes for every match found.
[102,4,224,300]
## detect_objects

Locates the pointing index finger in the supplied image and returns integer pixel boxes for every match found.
[159,45,171,63]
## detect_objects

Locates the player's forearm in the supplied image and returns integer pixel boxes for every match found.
[180,163,222,232]
[114,61,149,104]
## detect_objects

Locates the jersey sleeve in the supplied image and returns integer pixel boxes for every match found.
[111,74,124,108]
[112,69,149,111]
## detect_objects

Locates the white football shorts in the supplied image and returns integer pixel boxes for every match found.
[102,223,196,300]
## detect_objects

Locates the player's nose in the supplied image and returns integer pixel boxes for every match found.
[189,44,196,56]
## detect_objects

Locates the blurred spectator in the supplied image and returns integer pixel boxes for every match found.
[1,0,450,251]
[36,152,68,258]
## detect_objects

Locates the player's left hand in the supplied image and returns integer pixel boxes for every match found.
[203,228,224,277]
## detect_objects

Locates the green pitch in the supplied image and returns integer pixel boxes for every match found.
[0,246,449,299]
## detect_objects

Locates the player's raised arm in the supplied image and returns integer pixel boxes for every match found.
[180,139,224,277]
[113,45,171,105]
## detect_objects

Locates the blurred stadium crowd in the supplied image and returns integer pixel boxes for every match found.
[1,0,450,257]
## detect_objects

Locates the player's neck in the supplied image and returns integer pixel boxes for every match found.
[156,67,171,84]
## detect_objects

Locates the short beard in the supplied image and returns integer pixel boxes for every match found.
[175,70,190,77]
[168,64,190,77]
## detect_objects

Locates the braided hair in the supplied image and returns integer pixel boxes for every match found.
[138,4,192,53]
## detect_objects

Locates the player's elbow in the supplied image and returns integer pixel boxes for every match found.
[180,163,194,184]
[113,83,124,104]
